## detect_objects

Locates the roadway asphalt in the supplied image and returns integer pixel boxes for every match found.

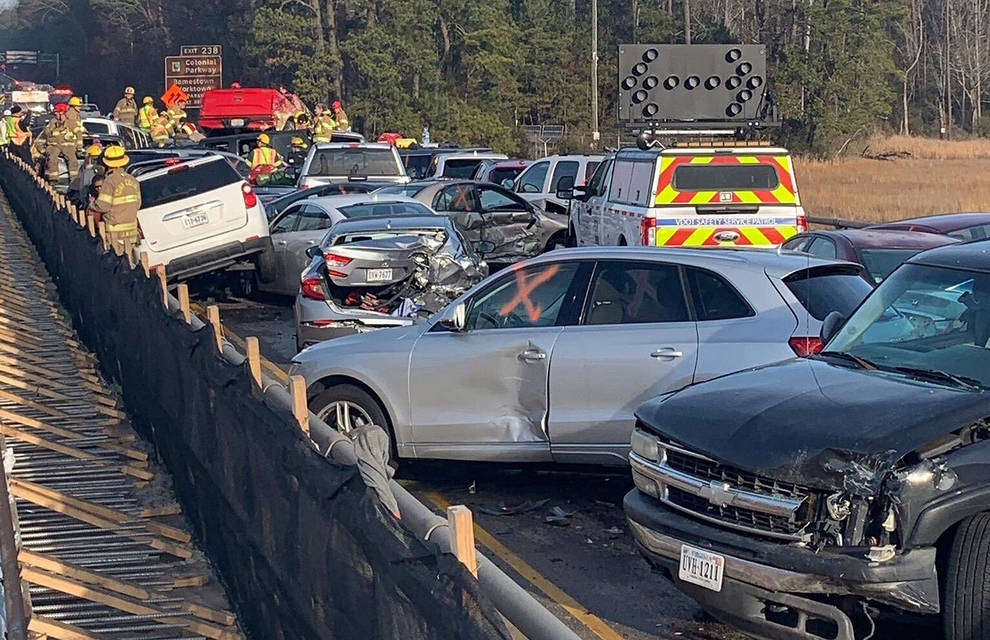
[195,290,932,640]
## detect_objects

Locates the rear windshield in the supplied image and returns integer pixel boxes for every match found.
[306,148,401,177]
[490,168,523,185]
[402,155,433,179]
[338,202,434,218]
[84,121,110,134]
[376,184,426,198]
[442,159,484,179]
[140,160,242,209]
[673,164,779,191]
[784,267,873,321]
[858,249,927,284]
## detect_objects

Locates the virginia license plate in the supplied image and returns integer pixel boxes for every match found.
[366,268,393,282]
[181,214,209,229]
[679,544,725,592]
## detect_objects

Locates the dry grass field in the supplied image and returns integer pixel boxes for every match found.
[795,135,990,224]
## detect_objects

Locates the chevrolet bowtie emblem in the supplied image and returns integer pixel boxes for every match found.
[700,481,736,508]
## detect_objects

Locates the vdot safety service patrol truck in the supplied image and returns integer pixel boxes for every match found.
[565,44,806,249]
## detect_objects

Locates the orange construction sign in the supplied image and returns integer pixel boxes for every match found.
[160,83,189,107]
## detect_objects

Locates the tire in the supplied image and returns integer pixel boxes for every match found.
[310,384,389,439]
[944,513,990,640]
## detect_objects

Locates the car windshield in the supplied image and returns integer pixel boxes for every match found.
[306,148,401,177]
[784,267,874,321]
[858,248,929,284]
[442,159,484,179]
[825,263,990,389]
[402,154,433,179]
[338,202,434,218]
[375,184,427,197]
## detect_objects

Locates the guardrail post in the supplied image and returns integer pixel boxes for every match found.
[289,375,309,436]
[206,305,223,353]
[86,213,95,237]
[157,266,168,308]
[447,505,478,577]
[177,284,191,324]
[246,337,262,390]
[97,221,108,252]
[123,238,136,268]
[139,252,150,278]
[0,433,30,640]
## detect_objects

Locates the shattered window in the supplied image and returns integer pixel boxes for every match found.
[466,263,579,331]
[585,262,689,325]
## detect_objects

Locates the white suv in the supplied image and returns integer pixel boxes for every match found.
[137,156,270,280]
[511,154,604,214]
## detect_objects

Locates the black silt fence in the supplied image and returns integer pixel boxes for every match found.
[0,157,511,640]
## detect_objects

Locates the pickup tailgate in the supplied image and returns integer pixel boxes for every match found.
[138,158,250,254]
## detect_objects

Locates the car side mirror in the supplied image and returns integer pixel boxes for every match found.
[555,175,575,200]
[820,311,847,345]
[438,302,467,332]
[305,245,323,259]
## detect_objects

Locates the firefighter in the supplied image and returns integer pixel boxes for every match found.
[137,97,156,132]
[68,145,104,209]
[113,86,138,125]
[150,111,171,147]
[312,104,336,143]
[287,136,309,167]
[294,112,310,131]
[249,133,283,169]
[173,118,204,143]
[43,103,82,182]
[66,97,86,156]
[6,106,32,163]
[0,109,9,148]
[332,100,350,131]
[167,98,187,131]
[89,146,141,250]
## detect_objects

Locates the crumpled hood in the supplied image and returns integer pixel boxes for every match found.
[635,358,990,494]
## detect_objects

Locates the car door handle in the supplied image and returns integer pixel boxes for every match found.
[651,347,684,360]
[518,349,547,363]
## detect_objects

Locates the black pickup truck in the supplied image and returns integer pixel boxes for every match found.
[625,240,990,640]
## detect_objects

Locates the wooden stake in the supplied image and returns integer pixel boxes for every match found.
[177,284,191,324]
[97,221,108,252]
[139,252,150,277]
[447,505,478,577]
[123,237,135,267]
[289,375,309,436]
[246,338,262,389]
[206,305,223,353]
[157,266,168,308]
[86,213,95,237]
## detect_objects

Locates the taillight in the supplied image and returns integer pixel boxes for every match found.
[301,276,326,300]
[167,164,189,174]
[796,213,808,233]
[324,253,353,278]
[242,182,257,208]
[789,336,823,357]
[640,217,657,246]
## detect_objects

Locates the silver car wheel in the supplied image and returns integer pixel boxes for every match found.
[319,400,374,437]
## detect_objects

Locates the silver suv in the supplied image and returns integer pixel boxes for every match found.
[290,248,873,464]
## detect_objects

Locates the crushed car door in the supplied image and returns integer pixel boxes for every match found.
[408,261,586,462]
[549,260,699,465]
[475,185,542,261]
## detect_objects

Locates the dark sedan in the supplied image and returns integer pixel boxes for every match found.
[869,212,990,241]
[375,180,568,263]
[781,228,958,283]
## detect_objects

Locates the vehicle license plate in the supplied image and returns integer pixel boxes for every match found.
[366,268,393,282]
[182,214,209,229]
[679,544,724,592]
[230,119,245,127]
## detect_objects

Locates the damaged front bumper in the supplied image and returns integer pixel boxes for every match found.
[624,490,939,640]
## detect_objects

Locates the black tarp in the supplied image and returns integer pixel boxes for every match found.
[0,157,511,640]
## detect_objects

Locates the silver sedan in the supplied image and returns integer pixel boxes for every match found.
[257,194,438,296]
[289,247,874,466]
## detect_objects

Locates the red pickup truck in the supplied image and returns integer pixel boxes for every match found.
[198,88,308,133]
